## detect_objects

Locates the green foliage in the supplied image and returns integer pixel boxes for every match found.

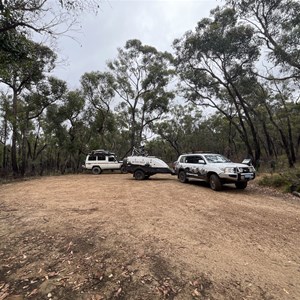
[107,39,175,150]
[174,6,263,164]
[227,0,300,78]
[1,1,300,177]
[0,38,56,87]
[258,174,289,189]
[146,139,176,164]
[0,0,102,64]
[258,169,300,193]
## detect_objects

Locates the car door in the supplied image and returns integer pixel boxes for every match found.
[107,156,121,170]
[96,154,108,169]
[185,155,207,179]
[184,155,198,175]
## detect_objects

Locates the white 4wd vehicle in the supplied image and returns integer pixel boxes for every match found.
[174,153,255,191]
[82,150,124,174]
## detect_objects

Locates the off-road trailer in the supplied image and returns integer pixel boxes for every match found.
[123,147,175,180]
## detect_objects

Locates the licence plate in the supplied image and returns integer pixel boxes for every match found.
[243,174,252,179]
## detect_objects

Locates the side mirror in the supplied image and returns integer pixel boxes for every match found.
[198,159,205,164]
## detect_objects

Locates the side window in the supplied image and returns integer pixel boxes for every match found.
[196,156,204,163]
[88,155,96,161]
[97,155,106,161]
[185,156,195,164]
[108,156,115,162]
[186,156,203,164]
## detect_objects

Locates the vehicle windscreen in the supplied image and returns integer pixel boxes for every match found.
[204,154,231,163]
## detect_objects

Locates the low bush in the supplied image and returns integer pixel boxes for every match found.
[258,169,300,193]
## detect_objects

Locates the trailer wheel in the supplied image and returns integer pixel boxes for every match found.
[92,166,102,175]
[134,169,145,180]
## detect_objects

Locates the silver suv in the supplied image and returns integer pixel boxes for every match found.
[174,153,255,191]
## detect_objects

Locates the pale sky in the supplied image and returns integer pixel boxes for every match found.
[53,0,224,88]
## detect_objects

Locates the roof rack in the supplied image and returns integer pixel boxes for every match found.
[193,151,213,154]
[89,149,115,156]
[181,151,214,155]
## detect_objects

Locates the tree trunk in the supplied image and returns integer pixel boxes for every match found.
[228,81,261,165]
[20,114,29,177]
[262,122,274,157]
[286,112,296,164]
[264,103,294,167]
[2,110,8,171]
[130,111,137,150]
[11,90,19,176]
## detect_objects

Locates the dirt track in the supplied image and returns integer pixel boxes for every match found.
[0,173,300,300]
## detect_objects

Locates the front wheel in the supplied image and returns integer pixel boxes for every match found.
[209,174,222,191]
[235,181,248,189]
[134,169,145,180]
[178,170,188,183]
[92,166,102,175]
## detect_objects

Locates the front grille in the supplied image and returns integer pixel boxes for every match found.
[238,167,250,173]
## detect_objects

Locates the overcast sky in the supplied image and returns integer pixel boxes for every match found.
[53,0,224,88]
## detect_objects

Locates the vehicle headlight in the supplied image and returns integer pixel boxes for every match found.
[224,167,237,173]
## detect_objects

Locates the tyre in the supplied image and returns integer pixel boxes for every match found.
[120,165,127,174]
[178,170,188,183]
[235,181,248,189]
[92,166,102,175]
[134,169,145,180]
[209,174,222,191]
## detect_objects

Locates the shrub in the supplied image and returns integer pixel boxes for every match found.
[258,169,300,193]
[258,174,288,188]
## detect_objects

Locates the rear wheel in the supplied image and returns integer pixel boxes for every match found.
[134,169,145,180]
[178,170,188,183]
[120,165,127,174]
[92,166,102,175]
[209,174,222,191]
[235,181,248,189]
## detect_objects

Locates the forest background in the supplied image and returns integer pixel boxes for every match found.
[0,0,299,190]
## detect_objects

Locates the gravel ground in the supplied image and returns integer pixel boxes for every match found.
[0,173,299,300]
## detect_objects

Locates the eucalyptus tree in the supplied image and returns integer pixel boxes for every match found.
[154,104,203,156]
[19,77,67,175]
[81,72,114,120]
[226,0,300,80]
[154,104,241,159]
[144,138,175,163]
[0,0,102,67]
[0,38,56,175]
[107,39,174,152]
[173,7,262,164]
[45,89,88,173]
[0,0,100,34]
[224,0,300,166]
[80,71,118,148]
[258,81,299,167]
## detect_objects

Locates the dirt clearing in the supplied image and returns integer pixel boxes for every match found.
[0,174,300,300]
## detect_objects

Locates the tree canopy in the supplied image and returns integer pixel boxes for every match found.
[0,0,299,177]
